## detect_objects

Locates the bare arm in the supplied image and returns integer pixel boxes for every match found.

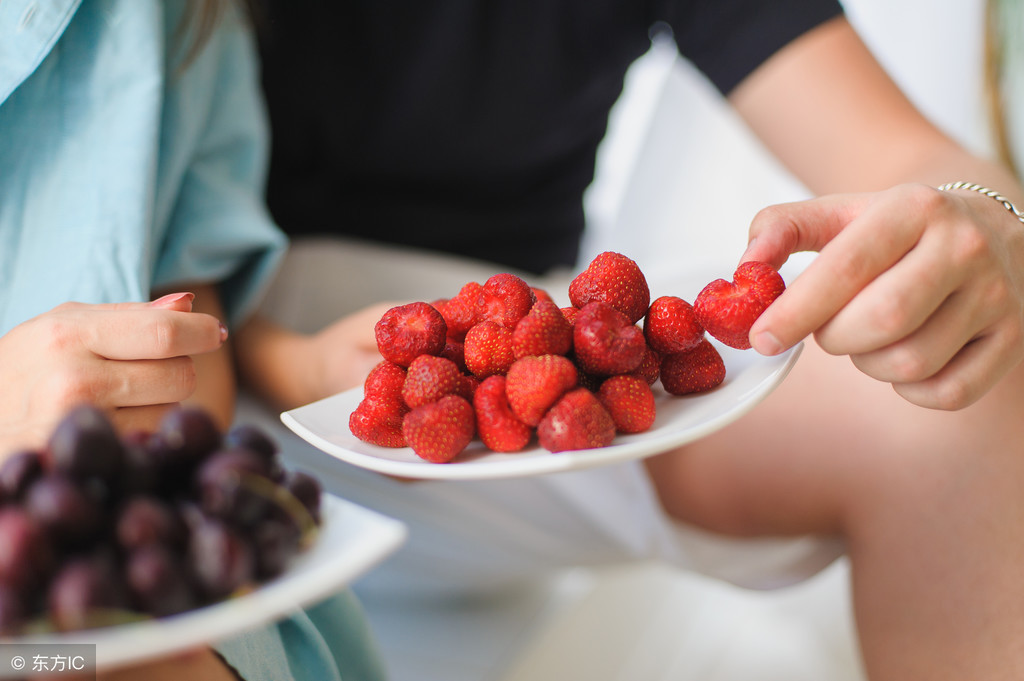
[235,304,391,412]
[730,16,1021,199]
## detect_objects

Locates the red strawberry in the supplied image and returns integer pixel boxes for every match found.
[537,388,616,452]
[568,252,650,324]
[597,375,656,434]
[560,306,580,326]
[505,355,578,426]
[349,398,408,448]
[660,339,726,395]
[464,321,515,378]
[531,287,554,304]
[402,395,476,463]
[375,302,448,367]
[473,375,533,452]
[461,374,481,401]
[362,361,407,402]
[573,301,646,376]
[479,273,536,328]
[401,355,466,409]
[644,296,704,354]
[629,345,661,386]
[439,339,468,373]
[440,282,485,341]
[512,299,573,359]
[693,261,785,350]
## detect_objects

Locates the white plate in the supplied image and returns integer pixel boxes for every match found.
[1,494,406,673]
[281,342,802,480]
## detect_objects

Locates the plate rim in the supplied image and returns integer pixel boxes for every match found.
[281,342,803,481]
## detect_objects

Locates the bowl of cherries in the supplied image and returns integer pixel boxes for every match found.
[0,404,322,636]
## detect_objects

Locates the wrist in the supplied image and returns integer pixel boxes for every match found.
[937,181,1024,224]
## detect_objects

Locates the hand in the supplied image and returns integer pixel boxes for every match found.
[306,302,392,398]
[742,183,1024,410]
[236,302,393,412]
[0,293,227,454]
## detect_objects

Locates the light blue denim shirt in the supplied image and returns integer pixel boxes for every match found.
[0,0,286,331]
[0,2,387,679]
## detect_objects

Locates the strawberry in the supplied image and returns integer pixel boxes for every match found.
[660,339,726,395]
[597,375,656,434]
[568,252,650,324]
[375,302,448,367]
[401,355,466,409]
[464,321,515,378]
[693,261,785,350]
[537,388,616,452]
[439,339,468,373]
[560,306,580,326]
[461,374,481,401]
[505,355,578,426]
[439,282,484,341]
[402,395,476,463]
[473,375,533,452]
[349,398,408,448]
[512,299,573,359]
[644,296,704,354]
[629,344,661,386]
[531,287,555,304]
[362,360,407,403]
[479,273,536,328]
[572,301,646,376]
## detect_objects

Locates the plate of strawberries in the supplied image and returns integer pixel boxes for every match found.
[281,252,802,480]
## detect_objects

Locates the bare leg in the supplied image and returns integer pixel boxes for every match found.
[645,339,1024,679]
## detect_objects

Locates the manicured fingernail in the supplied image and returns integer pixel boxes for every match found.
[150,292,194,307]
[219,322,229,342]
[751,330,783,355]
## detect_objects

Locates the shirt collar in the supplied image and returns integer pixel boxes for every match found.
[0,0,82,105]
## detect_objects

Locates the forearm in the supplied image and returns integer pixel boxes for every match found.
[234,314,320,412]
[731,16,1024,203]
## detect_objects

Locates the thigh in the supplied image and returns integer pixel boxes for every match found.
[644,337,1024,537]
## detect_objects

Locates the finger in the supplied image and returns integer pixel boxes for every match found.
[891,328,1023,410]
[741,193,874,269]
[750,191,925,354]
[848,289,991,384]
[80,309,227,360]
[109,403,179,435]
[814,232,966,355]
[95,356,198,408]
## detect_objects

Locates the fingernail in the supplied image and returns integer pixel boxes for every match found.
[150,292,194,307]
[219,322,229,342]
[751,330,783,355]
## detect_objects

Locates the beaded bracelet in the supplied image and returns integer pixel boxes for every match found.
[937,181,1024,224]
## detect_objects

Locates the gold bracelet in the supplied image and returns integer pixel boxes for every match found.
[937,181,1024,223]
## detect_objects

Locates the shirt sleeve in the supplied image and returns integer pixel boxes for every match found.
[655,0,844,95]
[152,5,287,328]
[214,591,388,681]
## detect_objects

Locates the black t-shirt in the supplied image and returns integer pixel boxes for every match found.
[257,0,843,274]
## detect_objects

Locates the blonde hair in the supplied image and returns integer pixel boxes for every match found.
[985,0,1020,178]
